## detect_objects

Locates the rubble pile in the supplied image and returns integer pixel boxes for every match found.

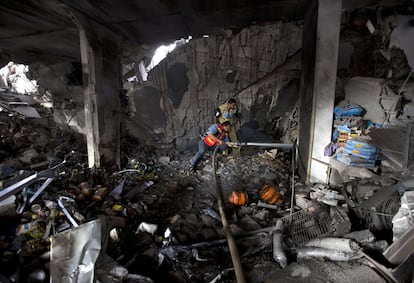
[0,134,402,283]
[0,8,413,283]
[0,91,83,175]
[0,81,410,282]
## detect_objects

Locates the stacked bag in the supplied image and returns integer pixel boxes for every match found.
[336,139,378,168]
[330,103,380,168]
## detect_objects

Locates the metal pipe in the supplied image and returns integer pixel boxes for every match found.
[257,200,279,210]
[0,152,73,202]
[57,198,79,227]
[290,143,296,216]
[212,146,246,283]
[243,142,294,150]
[0,173,38,202]
[272,219,287,268]
[29,177,54,204]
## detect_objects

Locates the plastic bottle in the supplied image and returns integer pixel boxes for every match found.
[16,220,39,235]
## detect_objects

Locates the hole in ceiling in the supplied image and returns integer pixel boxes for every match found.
[134,36,192,82]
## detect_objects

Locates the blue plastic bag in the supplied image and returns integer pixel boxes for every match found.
[334,103,364,119]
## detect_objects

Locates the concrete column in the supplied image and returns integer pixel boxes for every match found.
[79,29,101,168]
[72,13,123,168]
[298,0,342,184]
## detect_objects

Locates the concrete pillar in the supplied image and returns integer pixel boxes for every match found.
[79,29,101,168]
[72,13,123,168]
[298,0,342,184]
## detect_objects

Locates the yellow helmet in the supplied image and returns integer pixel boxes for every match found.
[221,119,232,126]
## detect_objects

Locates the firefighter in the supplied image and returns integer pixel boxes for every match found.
[214,98,241,156]
[189,120,232,171]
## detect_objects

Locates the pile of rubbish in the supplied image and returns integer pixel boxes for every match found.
[0,136,413,282]
[0,67,412,282]
[0,88,412,282]
[0,62,38,95]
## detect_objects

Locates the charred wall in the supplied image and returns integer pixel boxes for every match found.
[126,22,303,149]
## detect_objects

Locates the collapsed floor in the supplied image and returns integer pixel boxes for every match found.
[1,92,412,283]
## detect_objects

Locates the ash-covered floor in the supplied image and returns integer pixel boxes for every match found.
[0,66,412,282]
[0,124,390,282]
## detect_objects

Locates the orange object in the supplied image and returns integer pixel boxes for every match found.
[259,184,283,205]
[227,191,247,206]
[92,186,108,202]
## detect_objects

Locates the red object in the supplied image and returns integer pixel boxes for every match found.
[259,184,283,205]
[227,191,247,206]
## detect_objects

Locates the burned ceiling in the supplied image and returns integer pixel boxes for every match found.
[0,0,306,64]
[0,0,407,64]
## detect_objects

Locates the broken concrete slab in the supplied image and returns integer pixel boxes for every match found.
[329,157,377,183]
[342,77,400,125]
[368,124,414,170]
[12,105,41,118]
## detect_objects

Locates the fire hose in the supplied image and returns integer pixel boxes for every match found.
[212,145,246,283]
[225,142,294,150]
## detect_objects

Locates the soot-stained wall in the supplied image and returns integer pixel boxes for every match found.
[120,22,303,149]
[166,63,189,109]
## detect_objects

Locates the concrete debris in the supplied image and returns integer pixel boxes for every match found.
[261,149,278,159]
[343,229,375,245]
[295,194,316,210]
[12,105,41,118]
[239,215,261,231]
[95,254,129,282]
[310,184,345,206]
[403,102,414,117]
[1,11,414,282]
[391,191,414,242]
[0,112,402,283]
[0,62,38,94]
[330,206,352,237]
[158,156,170,164]
[18,148,40,164]
[0,101,407,283]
